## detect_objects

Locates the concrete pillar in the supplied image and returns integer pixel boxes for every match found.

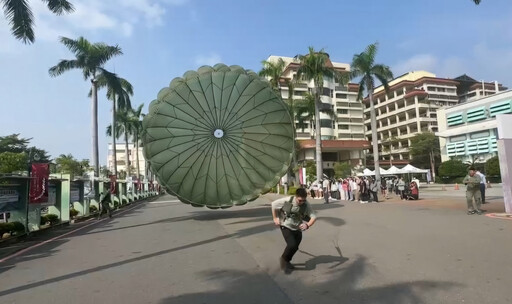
[496,114,512,213]
[415,96,421,132]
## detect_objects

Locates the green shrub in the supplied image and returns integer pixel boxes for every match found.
[0,222,25,236]
[41,214,59,225]
[439,159,467,183]
[287,186,298,195]
[69,208,79,218]
[89,205,98,213]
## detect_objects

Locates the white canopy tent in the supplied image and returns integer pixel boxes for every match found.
[386,165,404,175]
[362,168,373,176]
[401,164,429,173]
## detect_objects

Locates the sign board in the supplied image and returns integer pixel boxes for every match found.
[70,186,80,202]
[0,189,19,212]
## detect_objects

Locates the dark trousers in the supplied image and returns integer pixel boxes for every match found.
[323,187,329,203]
[280,226,303,262]
[480,184,486,203]
[370,191,378,202]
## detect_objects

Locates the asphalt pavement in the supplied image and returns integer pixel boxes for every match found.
[0,191,510,304]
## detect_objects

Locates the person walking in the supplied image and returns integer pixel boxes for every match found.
[397,177,406,200]
[271,188,317,272]
[463,167,484,215]
[476,170,487,204]
[98,192,113,219]
[350,178,357,201]
[369,178,379,202]
[322,178,330,204]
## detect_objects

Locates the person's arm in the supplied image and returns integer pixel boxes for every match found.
[271,198,286,226]
[300,204,317,230]
[463,176,469,185]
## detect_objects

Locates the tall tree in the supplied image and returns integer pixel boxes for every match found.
[54,154,90,178]
[296,47,347,181]
[473,0,481,4]
[94,72,133,178]
[49,36,123,177]
[2,0,74,44]
[107,108,133,178]
[259,58,286,91]
[128,104,144,179]
[409,132,441,181]
[350,43,393,185]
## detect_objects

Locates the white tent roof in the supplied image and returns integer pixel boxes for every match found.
[362,168,373,176]
[401,164,429,173]
[386,165,404,174]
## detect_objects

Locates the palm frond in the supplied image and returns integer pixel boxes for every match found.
[41,0,74,15]
[92,44,123,67]
[3,0,34,43]
[48,59,81,77]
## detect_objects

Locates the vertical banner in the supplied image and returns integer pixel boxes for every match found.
[302,167,307,185]
[29,163,49,204]
[110,175,117,194]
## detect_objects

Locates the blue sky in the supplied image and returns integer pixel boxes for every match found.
[1,0,511,164]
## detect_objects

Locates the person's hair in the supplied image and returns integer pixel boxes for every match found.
[295,188,307,198]
[469,167,476,171]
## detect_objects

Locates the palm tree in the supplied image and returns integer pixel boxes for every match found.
[473,0,481,4]
[296,47,347,181]
[259,58,286,91]
[49,36,123,177]
[128,104,144,179]
[107,108,133,178]
[295,93,316,135]
[351,43,393,185]
[2,0,74,44]
[94,73,133,178]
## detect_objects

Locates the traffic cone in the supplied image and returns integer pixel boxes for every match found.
[454,183,459,190]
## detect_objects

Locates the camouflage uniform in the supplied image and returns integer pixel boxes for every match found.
[463,174,482,213]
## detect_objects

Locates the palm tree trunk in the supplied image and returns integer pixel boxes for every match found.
[314,90,323,181]
[369,88,381,185]
[124,130,130,178]
[135,130,141,179]
[91,79,100,177]
[112,94,118,178]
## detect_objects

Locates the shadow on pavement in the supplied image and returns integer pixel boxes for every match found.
[157,255,462,304]
[83,203,345,236]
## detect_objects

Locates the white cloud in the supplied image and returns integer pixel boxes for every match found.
[393,54,438,75]
[195,53,222,66]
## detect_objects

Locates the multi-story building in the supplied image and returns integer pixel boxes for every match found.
[364,71,506,165]
[107,143,147,178]
[265,55,370,172]
[436,90,512,163]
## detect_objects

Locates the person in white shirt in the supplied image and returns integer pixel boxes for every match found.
[476,170,487,204]
[322,178,330,204]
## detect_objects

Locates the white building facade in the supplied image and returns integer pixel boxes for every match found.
[107,143,147,178]
[436,90,512,163]
[266,55,370,170]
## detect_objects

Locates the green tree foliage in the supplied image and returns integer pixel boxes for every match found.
[485,156,500,177]
[334,162,351,179]
[2,0,74,44]
[409,132,441,170]
[0,152,27,173]
[438,159,467,179]
[304,160,316,183]
[54,154,90,178]
[0,134,51,173]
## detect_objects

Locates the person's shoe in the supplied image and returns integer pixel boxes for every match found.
[475,209,485,215]
[279,257,287,270]
[467,210,476,215]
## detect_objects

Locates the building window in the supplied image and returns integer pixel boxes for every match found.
[336,93,348,99]
[450,135,467,142]
[322,88,332,97]
[470,131,490,139]
[320,119,333,128]
[338,124,349,130]
[337,109,348,115]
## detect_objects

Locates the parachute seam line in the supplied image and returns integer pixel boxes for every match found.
[223,85,272,130]
[222,136,260,194]
[222,73,258,130]
[226,135,291,161]
[218,72,243,132]
[179,79,217,129]
[219,72,237,131]
[223,136,268,184]
[174,136,216,201]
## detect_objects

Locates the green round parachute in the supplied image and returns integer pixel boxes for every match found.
[142,64,294,208]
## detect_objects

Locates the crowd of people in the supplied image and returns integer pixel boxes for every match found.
[304,176,420,203]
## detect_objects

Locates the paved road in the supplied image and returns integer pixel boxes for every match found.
[0,193,510,303]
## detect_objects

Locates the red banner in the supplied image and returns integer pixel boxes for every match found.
[29,163,49,204]
[110,175,117,194]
